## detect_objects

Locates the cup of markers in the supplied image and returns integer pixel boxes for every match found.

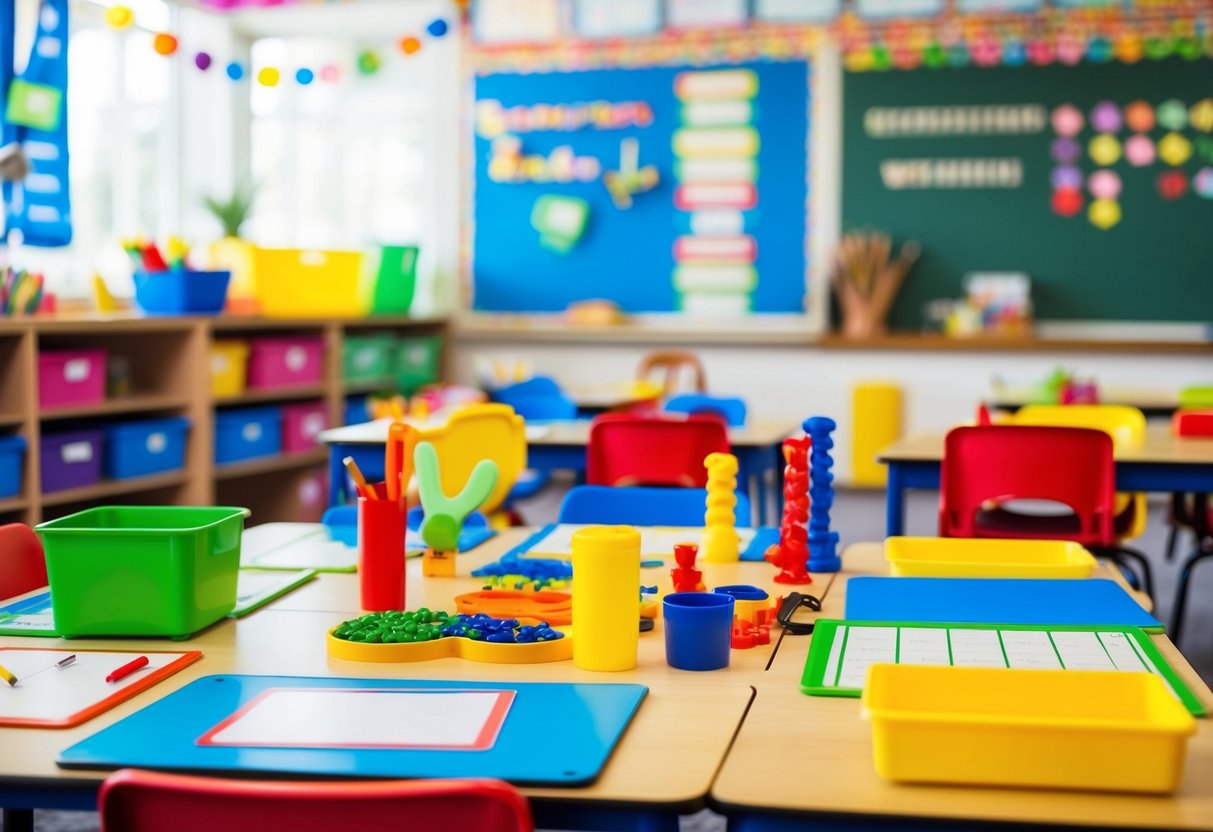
[0,267,47,317]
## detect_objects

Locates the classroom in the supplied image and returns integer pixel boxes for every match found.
[0,0,1211,830]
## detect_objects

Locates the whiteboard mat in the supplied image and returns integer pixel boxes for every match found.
[198,688,514,750]
[0,648,202,727]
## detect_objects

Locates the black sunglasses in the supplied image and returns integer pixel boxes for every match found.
[776,592,822,635]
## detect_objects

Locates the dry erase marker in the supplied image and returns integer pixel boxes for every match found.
[56,654,76,669]
[105,656,149,683]
[0,662,16,687]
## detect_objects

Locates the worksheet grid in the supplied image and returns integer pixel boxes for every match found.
[823,625,1167,694]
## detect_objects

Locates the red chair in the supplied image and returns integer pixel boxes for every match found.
[99,769,532,832]
[939,425,1153,600]
[586,413,730,488]
[0,523,46,600]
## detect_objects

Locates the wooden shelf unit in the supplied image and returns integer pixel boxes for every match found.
[0,315,448,526]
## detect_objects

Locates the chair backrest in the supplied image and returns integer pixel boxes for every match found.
[0,523,46,599]
[663,394,747,427]
[491,377,577,421]
[492,375,563,400]
[420,404,527,514]
[1010,404,1146,450]
[558,485,752,527]
[99,769,532,832]
[636,350,707,397]
[939,425,1116,544]
[586,414,730,488]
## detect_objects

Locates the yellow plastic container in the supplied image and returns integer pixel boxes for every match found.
[251,248,367,318]
[885,536,1096,578]
[209,340,250,398]
[851,382,902,487]
[326,626,572,664]
[571,525,640,672]
[862,664,1196,793]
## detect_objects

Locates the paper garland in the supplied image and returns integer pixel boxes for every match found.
[103,4,450,86]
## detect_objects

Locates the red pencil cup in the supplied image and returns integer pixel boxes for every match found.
[357,497,405,611]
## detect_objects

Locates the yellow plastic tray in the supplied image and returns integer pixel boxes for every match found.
[252,248,368,318]
[326,626,572,664]
[862,664,1196,794]
[885,536,1096,578]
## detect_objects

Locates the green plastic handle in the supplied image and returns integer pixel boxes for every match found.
[414,441,499,551]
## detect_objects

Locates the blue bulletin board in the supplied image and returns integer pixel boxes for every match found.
[471,58,810,315]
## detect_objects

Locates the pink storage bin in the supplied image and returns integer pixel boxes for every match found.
[246,337,324,390]
[38,350,107,409]
[283,401,329,454]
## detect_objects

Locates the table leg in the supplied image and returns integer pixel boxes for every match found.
[886,462,906,537]
[2,808,34,832]
[328,445,345,507]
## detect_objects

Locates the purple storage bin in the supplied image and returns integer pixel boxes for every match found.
[41,430,104,493]
[38,350,107,409]
[246,337,324,390]
[283,400,329,454]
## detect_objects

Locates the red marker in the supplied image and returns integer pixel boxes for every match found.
[105,656,149,684]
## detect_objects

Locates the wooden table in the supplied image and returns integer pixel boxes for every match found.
[567,381,662,413]
[711,543,1213,831]
[877,425,1213,537]
[322,418,798,526]
[0,528,831,832]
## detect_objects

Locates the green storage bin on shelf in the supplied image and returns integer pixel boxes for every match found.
[1179,386,1213,408]
[395,336,442,394]
[342,334,397,384]
[36,506,249,639]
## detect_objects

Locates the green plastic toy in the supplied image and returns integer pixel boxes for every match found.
[415,441,499,552]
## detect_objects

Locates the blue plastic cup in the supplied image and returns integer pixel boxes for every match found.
[663,592,735,671]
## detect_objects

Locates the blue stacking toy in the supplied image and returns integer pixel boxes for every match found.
[805,416,841,573]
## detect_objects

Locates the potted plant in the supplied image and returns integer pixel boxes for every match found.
[204,183,258,313]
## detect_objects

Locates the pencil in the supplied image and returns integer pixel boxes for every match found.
[343,456,372,499]
[0,662,17,687]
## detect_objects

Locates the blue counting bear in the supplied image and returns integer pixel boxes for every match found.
[438,612,563,645]
[805,416,842,573]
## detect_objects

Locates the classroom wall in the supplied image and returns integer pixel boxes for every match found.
[450,339,1211,483]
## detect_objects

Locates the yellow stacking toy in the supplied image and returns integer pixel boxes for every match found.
[851,382,902,487]
[701,452,740,563]
[571,526,640,672]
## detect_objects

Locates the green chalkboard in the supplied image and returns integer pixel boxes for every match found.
[841,60,1213,329]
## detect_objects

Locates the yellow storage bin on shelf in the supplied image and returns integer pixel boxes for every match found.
[862,664,1196,794]
[252,248,368,318]
[210,340,250,398]
[885,536,1096,579]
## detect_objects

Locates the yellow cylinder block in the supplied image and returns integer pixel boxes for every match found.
[571,525,640,672]
[852,382,902,487]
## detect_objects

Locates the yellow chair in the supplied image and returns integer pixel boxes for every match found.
[1009,404,1147,540]
[419,403,526,516]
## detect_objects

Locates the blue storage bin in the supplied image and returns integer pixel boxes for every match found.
[215,406,282,465]
[344,395,371,426]
[133,270,231,316]
[103,417,190,480]
[0,434,26,498]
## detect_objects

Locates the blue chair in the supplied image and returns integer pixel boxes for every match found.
[663,394,747,427]
[491,377,578,508]
[558,485,752,527]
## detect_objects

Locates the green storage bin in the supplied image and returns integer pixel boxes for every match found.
[369,245,418,315]
[395,336,442,394]
[36,506,248,639]
[1179,386,1213,408]
[342,333,397,383]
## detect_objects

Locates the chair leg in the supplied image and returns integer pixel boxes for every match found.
[1099,546,1154,607]
[1164,524,1180,563]
[1170,547,1213,649]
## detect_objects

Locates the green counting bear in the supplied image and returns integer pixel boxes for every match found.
[415,441,499,551]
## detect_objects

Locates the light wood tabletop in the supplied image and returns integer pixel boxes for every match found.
[878,424,1213,465]
[0,527,832,815]
[320,416,797,449]
[712,543,1213,830]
